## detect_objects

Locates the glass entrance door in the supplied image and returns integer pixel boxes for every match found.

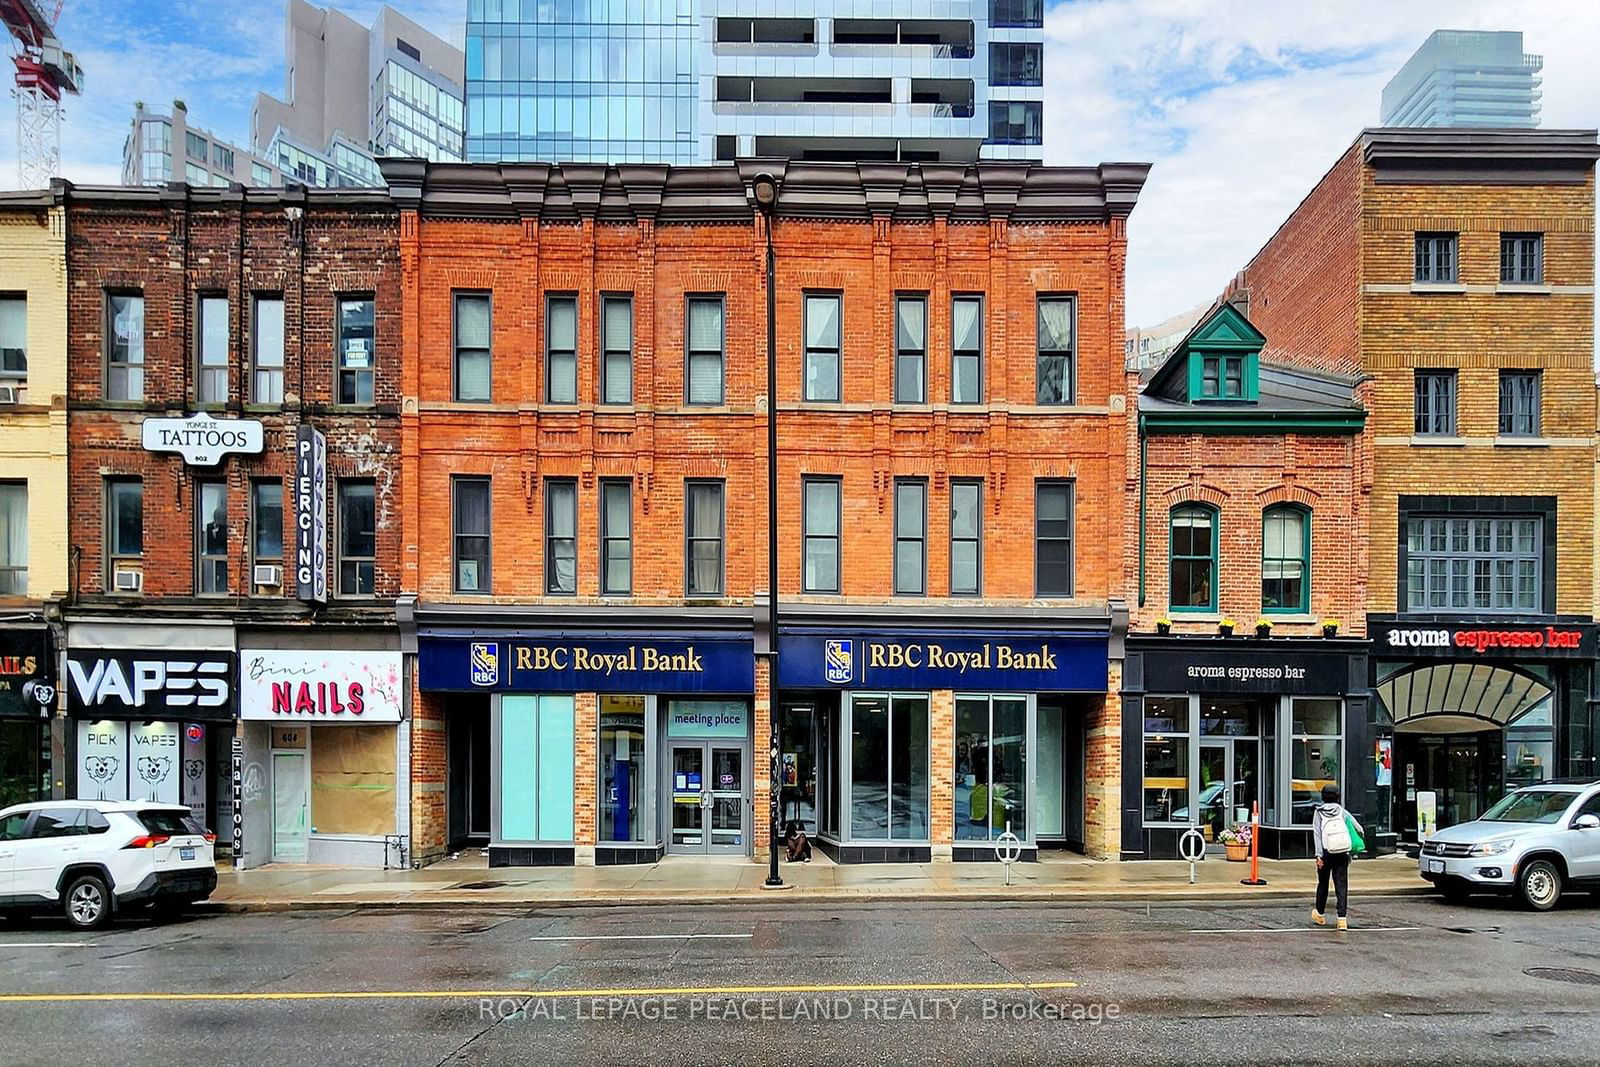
[271,752,308,862]
[669,745,706,850]
[668,742,749,855]
[1197,741,1229,844]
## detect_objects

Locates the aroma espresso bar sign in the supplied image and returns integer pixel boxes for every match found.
[1374,622,1596,659]
[142,413,264,466]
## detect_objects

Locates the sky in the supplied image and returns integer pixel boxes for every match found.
[3,0,1598,327]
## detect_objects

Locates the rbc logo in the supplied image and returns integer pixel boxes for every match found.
[824,640,853,685]
[469,642,500,687]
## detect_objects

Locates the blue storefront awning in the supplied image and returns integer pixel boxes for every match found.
[777,627,1109,692]
[418,630,755,694]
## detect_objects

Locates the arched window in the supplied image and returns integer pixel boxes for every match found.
[1169,504,1217,611]
[1262,505,1310,613]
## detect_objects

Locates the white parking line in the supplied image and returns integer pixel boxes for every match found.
[1188,926,1420,935]
[0,942,95,949]
[529,933,753,942]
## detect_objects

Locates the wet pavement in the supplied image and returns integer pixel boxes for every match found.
[0,894,1596,1065]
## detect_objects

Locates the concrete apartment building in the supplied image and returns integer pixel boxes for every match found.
[465,0,1046,164]
[122,101,283,189]
[0,187,69,809]
[253,0,466,186]
[381,157,1146,866]
[1221,127,1600,851]
[1381,30,1543,128]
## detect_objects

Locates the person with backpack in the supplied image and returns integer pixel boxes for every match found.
[1311,783,1364,930]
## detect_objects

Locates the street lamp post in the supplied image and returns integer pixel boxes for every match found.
[752,172,782,889]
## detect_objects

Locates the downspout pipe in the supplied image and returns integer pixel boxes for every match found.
[1137,414,1147,608]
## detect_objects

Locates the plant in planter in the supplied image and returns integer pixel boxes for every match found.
[1322,618,1341,637]
[1217,617,1237,637]
[1255,617,1274,638]
[1218,824,1252,862]
[1155,616,1172,635]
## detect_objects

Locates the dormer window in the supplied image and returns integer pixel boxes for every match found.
[1200,355,1246,399]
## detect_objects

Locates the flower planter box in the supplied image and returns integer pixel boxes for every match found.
[1224,842,1249,862]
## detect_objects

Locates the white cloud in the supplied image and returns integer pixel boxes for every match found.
[1043,0,1600,326]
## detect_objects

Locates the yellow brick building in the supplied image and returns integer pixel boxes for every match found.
[1229,128,1600,854]
[0,186,68,804]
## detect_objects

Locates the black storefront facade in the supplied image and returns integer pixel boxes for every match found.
[63,618,238,851]
[1369,617,1598,845]
[0,623,57,808]
[413,605,757,868]
[1122,634,1372,860]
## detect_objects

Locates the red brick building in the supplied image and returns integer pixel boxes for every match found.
[1121,301,1368,859]
[62,183,408,870]
[387,159,1147,865]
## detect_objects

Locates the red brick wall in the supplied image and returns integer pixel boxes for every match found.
[400,206,1132,860]
[401,213,1129,605]
[66,195,403,602]
[1130,429,1367,638]
[1224,142,1363,377]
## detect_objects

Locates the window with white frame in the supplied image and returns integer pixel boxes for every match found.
[0,482,25,595]
[251,295,284,404]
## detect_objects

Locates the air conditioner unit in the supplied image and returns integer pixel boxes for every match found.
[253,564,283,587]
[0,385,17,405]
[113,569,144,593]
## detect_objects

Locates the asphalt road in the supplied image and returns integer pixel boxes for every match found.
[0,892,1597,1066]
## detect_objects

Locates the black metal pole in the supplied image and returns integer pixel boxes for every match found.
[763,211,783,888]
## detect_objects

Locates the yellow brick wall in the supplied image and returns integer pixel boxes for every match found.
[1360,172,1597,614]
[0,204,68,601]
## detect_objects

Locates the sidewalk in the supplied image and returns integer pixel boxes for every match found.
[208,851,1430,910]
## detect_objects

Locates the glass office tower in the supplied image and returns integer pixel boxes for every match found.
[466,0,703,163]
[465,0,1044,164]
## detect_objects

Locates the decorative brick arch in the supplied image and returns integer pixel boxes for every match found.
[1255,483,1321,509]
[1159,482,1229,508]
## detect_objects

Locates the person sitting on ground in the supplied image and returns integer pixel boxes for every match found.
[785,820,812,863]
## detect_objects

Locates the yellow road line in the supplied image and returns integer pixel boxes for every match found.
[0,980,1077,1004]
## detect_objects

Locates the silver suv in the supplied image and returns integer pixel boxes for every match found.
[1419,779,1600,911]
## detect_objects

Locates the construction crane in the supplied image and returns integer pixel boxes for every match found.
[2,0,82,188]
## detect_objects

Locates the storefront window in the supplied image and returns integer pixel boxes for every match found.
[0,721,47,808]
[954,695,1029,841]
[850,693,929,840]
[1505,695,1554,791]
[599,695,646,843]
[1290,698,1342,825]
[309,725,396,835]
[498,694,575,842]
[1143,696,1189,824]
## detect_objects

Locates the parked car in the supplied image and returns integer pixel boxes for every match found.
[1418,779,1600,910]
[0,801,217,929]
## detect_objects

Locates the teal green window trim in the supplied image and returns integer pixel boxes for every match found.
[1168,503,1218,613]
[1187,352,1258,401]
[1262,504,1311,614]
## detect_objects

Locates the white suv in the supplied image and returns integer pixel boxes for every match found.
[0,801,217,929]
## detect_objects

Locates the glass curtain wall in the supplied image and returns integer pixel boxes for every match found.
[465,0,701,163]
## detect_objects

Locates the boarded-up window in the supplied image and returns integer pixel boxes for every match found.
[310,726,396,835]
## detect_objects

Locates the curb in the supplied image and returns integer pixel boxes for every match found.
[199,884,1435,913]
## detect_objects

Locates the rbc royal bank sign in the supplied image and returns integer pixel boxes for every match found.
[418,634,754,694]
[779,630,1110,691]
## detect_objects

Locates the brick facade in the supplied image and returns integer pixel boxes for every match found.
[395,160,1143,864]
[65,186,404,606]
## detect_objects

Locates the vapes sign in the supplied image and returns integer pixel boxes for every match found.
[65,650,237,719]
[295,425,328,602]
[142,413,264,466]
